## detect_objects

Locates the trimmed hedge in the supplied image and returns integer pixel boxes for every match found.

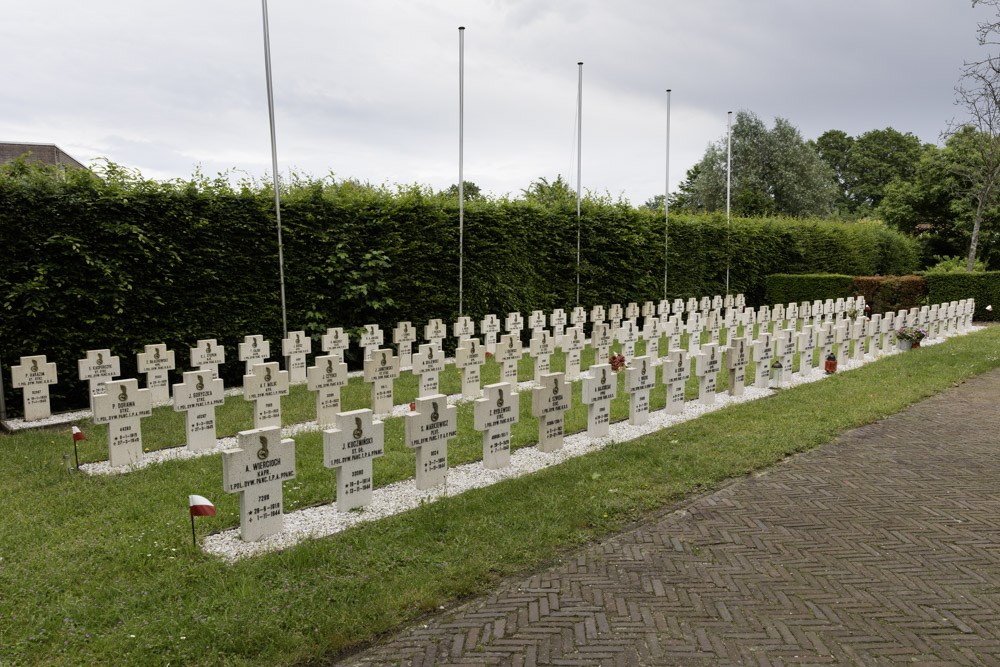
[0,163,921,415]
[851,275,928,314]
[925,272,1000,321]
[764,274,854,305]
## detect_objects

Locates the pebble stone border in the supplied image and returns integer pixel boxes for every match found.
[202,331,970,562]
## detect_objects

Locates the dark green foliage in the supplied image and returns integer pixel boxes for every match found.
[925,271,1000,321]
[850,275,928,314]
[764,274,854,304]
[0,162,919,415]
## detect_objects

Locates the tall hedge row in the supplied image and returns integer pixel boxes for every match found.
[764,274,855,305]
[0,164,920,415]
[925,272,1000,322]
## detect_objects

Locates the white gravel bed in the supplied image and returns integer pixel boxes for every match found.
[202,331,980,563]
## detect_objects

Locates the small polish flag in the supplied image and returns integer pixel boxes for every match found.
[72,426,86,441]
[987,305,993,312]
[188,495,216,517]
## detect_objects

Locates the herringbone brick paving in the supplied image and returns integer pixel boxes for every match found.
[339,368,1000,666]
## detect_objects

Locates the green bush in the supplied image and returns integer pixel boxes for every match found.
[925,254,988,274]
[0,161,922,415]
[925,272,1000,321]
[764,274,854,305]
[850,275,928,314]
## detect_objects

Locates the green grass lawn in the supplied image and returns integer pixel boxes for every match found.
[1,326,996,666]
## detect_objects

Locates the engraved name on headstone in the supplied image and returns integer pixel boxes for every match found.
[363,349,401,414]
[473,382,520,469]
[531,372,571,452]
[93,378,153,468]
[78,349,121,412]
[239,335,271,375]
[136,343,175,404]
[306,354,348,427]
[243,361,290,429]
[405,395,457,489]
[323,409,384,512]
[393,321,417,367]
[581,363,616,437]
[12,355,58,421]
[190,339,225,381]
[321,327,350,363]
[625,355,656,425]
[281,330,312,384]
[172,370,225,451]
[223,426,296,541]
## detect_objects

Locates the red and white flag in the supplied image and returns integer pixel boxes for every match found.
[188,495,216,517]
[987,305,993,312]
[72,426,86,441]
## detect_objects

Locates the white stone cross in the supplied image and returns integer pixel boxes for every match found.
[455,337,485,399]
[136,343,175,404]
[190,339,225,380]
[505,311,524,336]
[706,309,722,345]
[879,312,894,354]
[625,355,656,425]
[239,335,271,376]
[243,361,290,429]
[735,293,746,309]
[776,328,797,386]
[625,302,640,323]
[608,303,623,331]
[581,363,617,436]
[306,354,348,427]
[757,305,771,334]
[363,348,401,414]
[693,342,721,404]
[570,306,587,329]
[672,298,685,315]
[641,317,661,363]
[686,311,704,355]
[772,303,786,329]
[657,299,670,320]
[425,319,447,352]
[405,395,457,489]
[700,296,712,313]
[867,314,881,354]
[453,315,475,343]
[411,343,445,397]
[798,324,817,374]
[662,349,690,414]
[93,378,152,468]
[528,310,547,334]
[497,334,523,386]
[281,330,312,384]
[819,321,836,364]
[663,315,682,353]
[852,315,866,360]
[78,349,121,412]
[473,382,520,469]
[529,329,556,383]
[642,301,657,323]
[172,370,225,451]
[323,409,384,512]
[723,309,737,338]
[393,321,417,367]
[834,321,850,362]
[726,336,750,396]
[562,326,586,379]
[480,314,501,355]
[591,322,613,364]
[321,327,350,363]
[751,332,774,388]
[12,355,58,421]
[550,308,567,340]
[531,372,571,452]
[223,426,296,541]
[590,304,606,325]
[724,294,735,309]
[359,324,384,361]
[711,295,723,311]
[686,297,698,313]
[617,319,639,358]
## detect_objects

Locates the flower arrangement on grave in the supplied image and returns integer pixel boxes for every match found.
[896,327,927,344]
[485,351,493,359]
[609,352,626,372]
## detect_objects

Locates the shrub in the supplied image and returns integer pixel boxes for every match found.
[850,275,928,314]
[925,272,1000,321]
[764,274,854,305]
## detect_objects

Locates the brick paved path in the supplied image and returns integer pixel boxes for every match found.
[341,368,1000,666]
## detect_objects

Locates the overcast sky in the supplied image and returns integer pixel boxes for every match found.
[2,1,993,204]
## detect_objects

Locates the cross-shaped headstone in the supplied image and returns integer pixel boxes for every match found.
[852,315,866,360]
[425,319,447,352]
[591,322,613,364]
[834,321,850,362]
[12,355,58,421]
[664,315,682,353]
[581,363,617,436]
[562,326,586,379]
[686,297,698,314]
[411,343,445,397]
[726,336,750,396]
[757,305,771,334]
[797,323,817,373]
[590,304,606,326]
[867,314,881,354]
[785,303,799,330]
[455,337,485,399]
[306,354,348,427]
[549,308,567,340]
[657,299,671,319]
[776,328,796,384]
[672,298,685,315]
[393,321,417,367]
[453,316,475,343]
[662,349,690,414]
[706,309,722,345]
[239,335,271,376]
[772,304,785,329]
[799,302,811,323]
[473,382,520,469]
[686,311,703,355]
[641,317,661,362]
[617,319,638,359]
[751,332,774,388]
[608,304,623,335]
[243,361,290,429]
[531,372,571,452]
[323,409,384,512]
[528,310,547,335]
[497,334,523,386]
[625,302,640,323]
[322,327,350,363]
[819,321,836,363]
[78,349,121,412]
[136,343,175,404]
[93,378,153,468]
[480,314,501,355]
[723,309,737,339]
[625,355,656,425]
[642,301,657,323]
[505,311,524,336]
[693,342,721,405]
[281,330,312,384]
[711,295,723,311]
[570,306,587,329]
[724,294,735,309]
[700,296,712,313]
[529,329,555,383]
[364,349,401,414]
[172,370,225,451]
[735,293,746,309]
[223,426,296,541]
[190,339,225,380]
[359,324,384,361]
[879,312,894,353]
[405,395,457,489]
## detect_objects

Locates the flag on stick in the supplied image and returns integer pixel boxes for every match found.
[987,305,993,312]
[71,426,85,470]
[189,495,216,547]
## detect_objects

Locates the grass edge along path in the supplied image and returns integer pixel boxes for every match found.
[1,327,998,666]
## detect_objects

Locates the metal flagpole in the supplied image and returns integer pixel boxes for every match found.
[725,110,732,296]
[664,89,671,301]
[261,0,288,338]
[576,62,583,306]
[458,26,465,317]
